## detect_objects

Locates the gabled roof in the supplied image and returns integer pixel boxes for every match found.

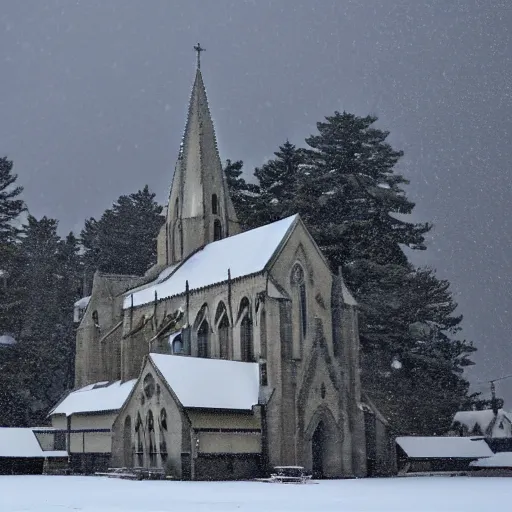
[50,380,136,417]
[150,353,259,410]
[0,428,67,458]
[396,436,493,459]
[124,215,298,308]
[452,409,512,437]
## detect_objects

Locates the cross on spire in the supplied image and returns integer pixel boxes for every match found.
[194,43,205,70]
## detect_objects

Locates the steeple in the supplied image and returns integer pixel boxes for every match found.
[158,46,240,266]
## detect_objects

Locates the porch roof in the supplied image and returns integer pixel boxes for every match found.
[150,353,259,411]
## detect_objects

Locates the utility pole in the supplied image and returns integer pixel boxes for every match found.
[490,380,498,416]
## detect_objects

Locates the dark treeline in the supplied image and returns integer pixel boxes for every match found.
[0,110,479,432]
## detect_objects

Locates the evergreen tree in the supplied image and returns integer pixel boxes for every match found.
[1,217,82,425]
[303,112,431,271]
[0,157,26,426]
[358,264,476,433]
[250,141,306,227]
[81,185,164,278]
[0,157,24,245]
[0,157,25,334]
[223,159,258,229]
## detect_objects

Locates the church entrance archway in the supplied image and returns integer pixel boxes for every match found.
[312,421,326,478]
[305,406,340,478]
[123,416,132,467]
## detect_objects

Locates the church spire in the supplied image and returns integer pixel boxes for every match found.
[159,46,240,266]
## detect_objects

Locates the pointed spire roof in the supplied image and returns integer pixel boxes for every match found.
[163,49,239,265]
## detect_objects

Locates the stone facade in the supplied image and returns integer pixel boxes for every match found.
[70,60,374,479]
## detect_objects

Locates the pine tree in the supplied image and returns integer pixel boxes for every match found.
[250,141,306,227]
[0,157,25,334]
[81,185,164,278]
[358,264,476,433]
[223,159,258,229]
[2,217,82,425]
[0,157,24,245]
[303,112,431,271]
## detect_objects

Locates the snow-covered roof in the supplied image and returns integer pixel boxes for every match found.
[50,380,136,416]
[74,296,91,309]
[396,436,493,459]
[0,428,67,458]
[452,409,511,437]
[150,353,259,410]
[128,264,179,295]
[0,334,16,346]
[124,215,297,308]
[470,452,512,468]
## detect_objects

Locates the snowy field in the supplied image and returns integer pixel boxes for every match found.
[1,475,511,512]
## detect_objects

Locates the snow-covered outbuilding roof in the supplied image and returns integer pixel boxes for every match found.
[452,409,512,437]
[150,353,259,411]
[470,452,512,468]
[396,436,493,459]
[50,380,136,417]
[124,215,298,308]
[0,428,67,458]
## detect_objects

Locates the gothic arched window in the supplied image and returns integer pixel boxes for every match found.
[135,412,143,467]
[123,416,132,468]
[260,308,267,360]
[174,198,179,218]
[215,302,229,359]
[197,320,209,358]
[291,263,307,339]
[170,332,183,354]
[213,219,222,241]
[239,298,254,362]
[147,410,157,467]
[212,194,218,214]
[159,408,168,465]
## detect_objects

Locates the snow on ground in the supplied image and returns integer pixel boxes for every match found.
[1,476,512,512]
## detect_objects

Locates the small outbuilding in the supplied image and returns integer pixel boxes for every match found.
[0,428,67,475]
[49,379,136,474]
[396,436,493,474]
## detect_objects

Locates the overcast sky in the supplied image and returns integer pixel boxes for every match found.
[1,0,511,403]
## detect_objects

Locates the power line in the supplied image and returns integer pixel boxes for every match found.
[476,373,512,385]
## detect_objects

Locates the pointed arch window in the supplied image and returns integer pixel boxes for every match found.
[215,302,229,359]
[212,194,218,214]
[147,410,157,467]
[238,298,254,362]
[197,320,209,358]
[135,412,144,467]
[213,219,222,241]
[174,198,180,218]
[260,308,267,360]
[159,408,168,465]
[291,263,307,339]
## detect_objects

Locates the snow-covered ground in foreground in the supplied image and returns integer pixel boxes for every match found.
[1,475,512,512]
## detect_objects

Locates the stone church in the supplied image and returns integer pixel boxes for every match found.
[50,50,392,480]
